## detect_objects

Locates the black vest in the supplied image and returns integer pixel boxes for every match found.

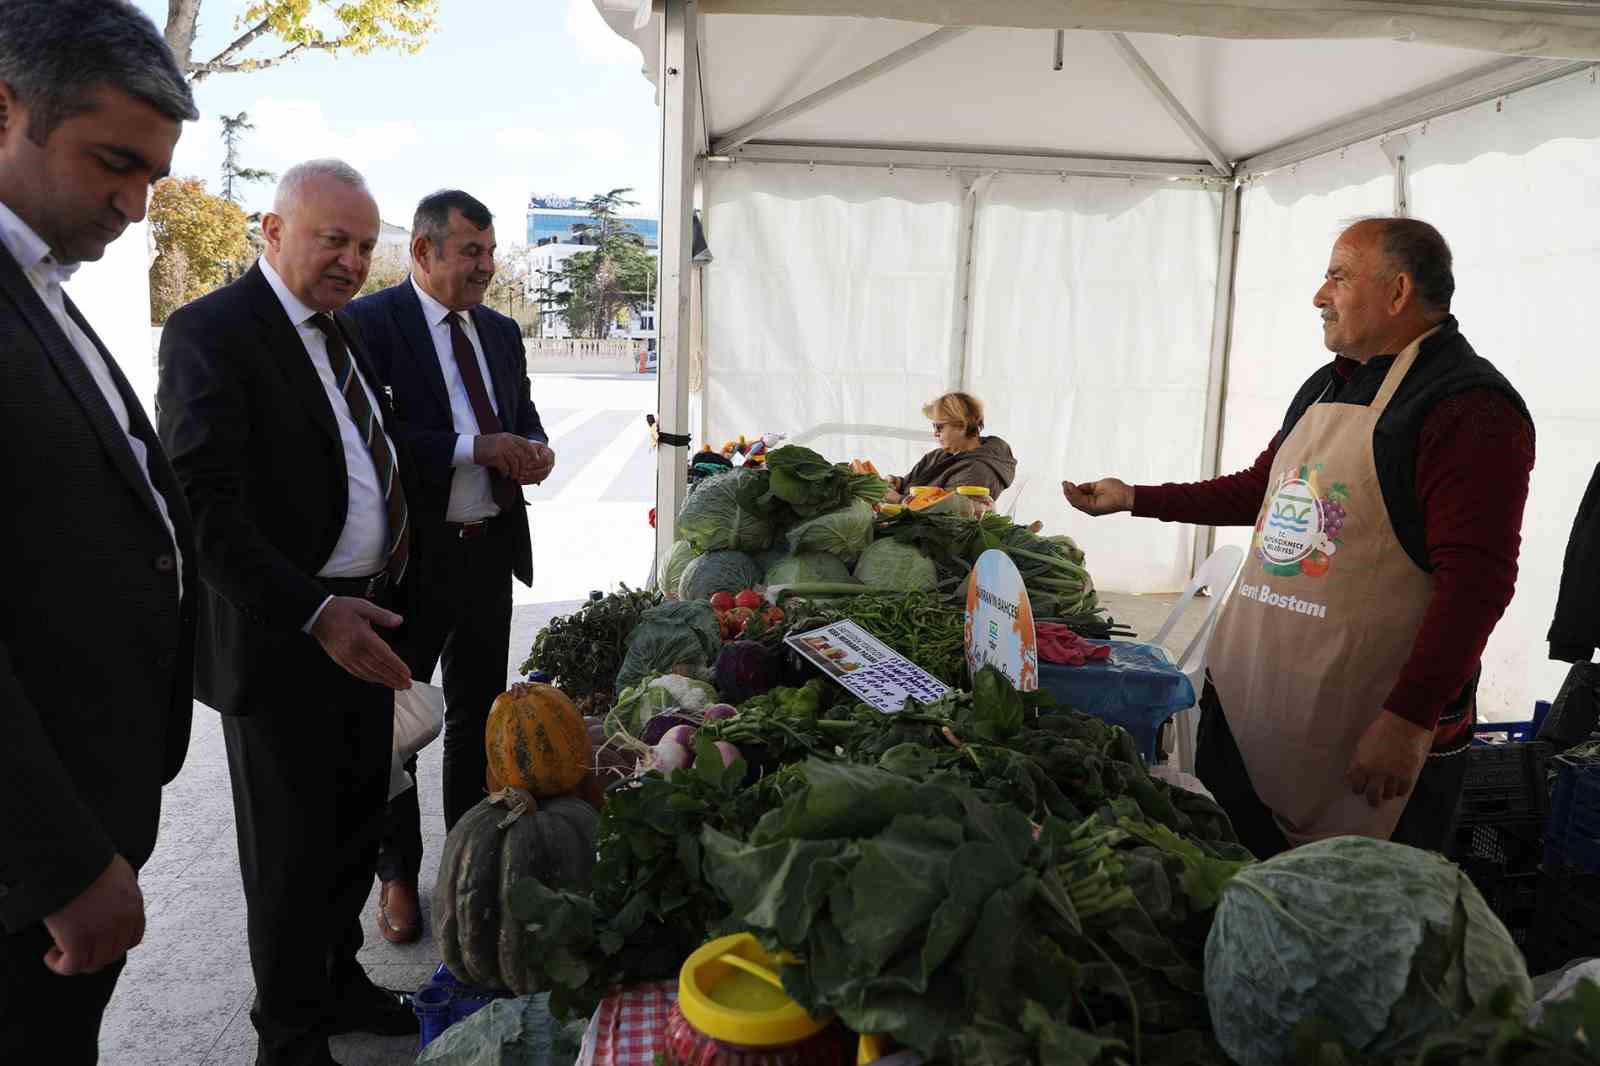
[1277,316,1533,572]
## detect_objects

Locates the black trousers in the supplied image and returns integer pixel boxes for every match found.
[1194,678,1470,860]
[222,647,392,1066]
[1,923,125,1063]
[377,515,515,884]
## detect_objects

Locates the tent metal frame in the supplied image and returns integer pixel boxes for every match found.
[654,0,1596,577]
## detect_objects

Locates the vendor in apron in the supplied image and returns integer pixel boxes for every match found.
[1063,218,1535,859]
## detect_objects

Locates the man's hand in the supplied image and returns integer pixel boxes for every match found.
[1345,710,1432,808]
[310,596,412,690]
[525,441,556,486]
[1062,478,1135,516]
[42,855,144,976]
[474,433,542,482]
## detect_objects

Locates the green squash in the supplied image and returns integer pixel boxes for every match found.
[432,788,598,993]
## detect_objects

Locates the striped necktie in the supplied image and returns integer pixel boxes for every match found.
[311,313,409,583]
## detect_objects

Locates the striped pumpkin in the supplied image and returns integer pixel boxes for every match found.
[484,682,592,798]
[433,788,597,993]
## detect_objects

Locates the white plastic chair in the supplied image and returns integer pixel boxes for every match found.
[1150,544,1245,773]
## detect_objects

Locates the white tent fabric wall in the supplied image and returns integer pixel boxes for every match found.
[1213,67,1600,719]
[700,162,960,479]
[964,173,1222,593]
[1402,69,1600,718]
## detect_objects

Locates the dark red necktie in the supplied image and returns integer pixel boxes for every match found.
[448,312,522,514]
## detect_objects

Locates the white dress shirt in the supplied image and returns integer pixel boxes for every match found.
[0,200,183,599]
[257,258,397,630]
[410,277,502,523]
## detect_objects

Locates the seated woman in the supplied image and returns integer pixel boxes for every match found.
[884,392,1017,505]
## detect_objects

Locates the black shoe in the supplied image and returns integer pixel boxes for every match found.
[327,979,419,1037]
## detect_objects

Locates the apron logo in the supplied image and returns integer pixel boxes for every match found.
[1253,465,1351,579]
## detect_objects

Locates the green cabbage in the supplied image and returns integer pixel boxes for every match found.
[659,540,701,598]
[763,552,854,587]
[1204,835,1533,1066]
[785,499,875,562]
[853,538,938,592]
[615,601,722,688]
[678,551,763,602]
[675,467,775,553]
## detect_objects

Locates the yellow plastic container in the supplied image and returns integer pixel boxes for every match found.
[877,503,904,516]
[666,934,853,1065]
[955,485,991,498]
[908,485,939,496]
[856,1033,889,1064]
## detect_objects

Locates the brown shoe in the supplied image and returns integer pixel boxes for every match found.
[377,879,422,945]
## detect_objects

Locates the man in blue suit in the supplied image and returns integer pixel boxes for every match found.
[346,190,553,942]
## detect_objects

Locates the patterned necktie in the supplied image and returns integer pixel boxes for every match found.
[311,313,410,583]
[448,312,522,514]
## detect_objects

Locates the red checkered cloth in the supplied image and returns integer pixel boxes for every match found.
[578,981,678,1066]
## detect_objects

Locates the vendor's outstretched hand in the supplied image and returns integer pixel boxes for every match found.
[1345,710,1432,808]
[1063,478,1134,516]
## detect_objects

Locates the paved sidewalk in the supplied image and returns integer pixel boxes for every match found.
[99,600,582,1066]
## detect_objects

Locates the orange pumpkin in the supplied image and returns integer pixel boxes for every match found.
[483,682,593,798]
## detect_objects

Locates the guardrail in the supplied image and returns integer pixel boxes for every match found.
[526,337,646,373]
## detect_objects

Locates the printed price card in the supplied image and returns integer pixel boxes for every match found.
[784,620,950,713]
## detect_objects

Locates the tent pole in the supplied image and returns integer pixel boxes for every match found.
[1192,181,1242,579]
[711,27,971,154]
[947,170,981,392]
[656,0,697,565]
[1104,32,1232,177]
[718,142,1217,183]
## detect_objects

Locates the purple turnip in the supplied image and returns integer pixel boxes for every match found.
[662,724,698,749]
[640,712,693,745]
[704,704,737,721]
[652,737,693,775]
[713,741,743,768]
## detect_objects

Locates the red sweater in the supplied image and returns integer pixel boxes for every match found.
[1135,361,1535,733]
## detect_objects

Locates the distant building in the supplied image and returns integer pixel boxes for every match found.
[526,195,659,250]
[528,195,656,350]
[378,221,410,247]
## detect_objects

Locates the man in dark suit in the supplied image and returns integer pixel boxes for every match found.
[346,190,553,942]
[158,159,417,1066]
[0,4,199,1061]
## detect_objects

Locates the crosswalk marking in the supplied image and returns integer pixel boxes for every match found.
[556,413,651,502]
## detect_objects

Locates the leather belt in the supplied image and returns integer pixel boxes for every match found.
[321,572,391,600]
[447,518,493,541]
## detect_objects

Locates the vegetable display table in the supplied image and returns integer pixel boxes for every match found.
[1037,640,1196,762]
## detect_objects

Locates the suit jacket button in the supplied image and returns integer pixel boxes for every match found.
[155,554,176,574]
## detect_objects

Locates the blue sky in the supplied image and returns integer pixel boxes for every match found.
[131,0,661,240]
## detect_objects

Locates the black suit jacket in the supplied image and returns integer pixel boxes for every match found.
[346,281,544,586]
[0,243,196,931]
[157,263,411,717]
[1550,463,1600,663]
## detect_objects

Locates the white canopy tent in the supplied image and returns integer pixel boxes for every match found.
[597,0,1600,720]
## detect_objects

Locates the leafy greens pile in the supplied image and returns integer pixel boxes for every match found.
[764,444,889,518]
[519,585,662,707]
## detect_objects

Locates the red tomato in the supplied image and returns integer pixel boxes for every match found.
[709,591,735,612]
[1300,551,1331,578]
[734,589,764,610]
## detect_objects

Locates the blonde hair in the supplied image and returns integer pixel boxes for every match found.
[922,392,984,437]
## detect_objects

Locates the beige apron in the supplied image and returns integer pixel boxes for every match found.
[1207,331,1440,845]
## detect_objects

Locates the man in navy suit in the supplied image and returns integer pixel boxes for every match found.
[346,190,552,942]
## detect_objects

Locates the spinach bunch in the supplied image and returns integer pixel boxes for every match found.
[519,585,662,701]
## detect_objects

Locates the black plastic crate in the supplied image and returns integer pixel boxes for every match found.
[1456,741,1551,825]
[1453,820,1544,873]
[1530,863,1600,973]
[1460,861,1540,948]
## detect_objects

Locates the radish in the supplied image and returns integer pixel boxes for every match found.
[703,704,737,721]
[652,737,693,775]
[713,741,743,768]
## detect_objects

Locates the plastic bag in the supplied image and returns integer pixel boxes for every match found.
[390,682,445,800]
[416,994,584,1065]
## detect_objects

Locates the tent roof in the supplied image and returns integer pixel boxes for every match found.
[598,1,1600,176]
